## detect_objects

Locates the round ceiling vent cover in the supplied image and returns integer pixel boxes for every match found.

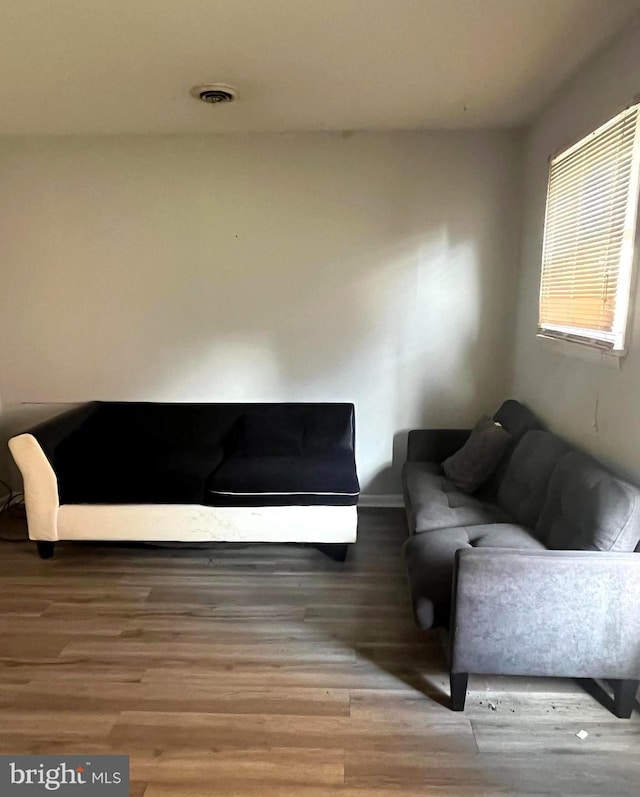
[190,84,237,104]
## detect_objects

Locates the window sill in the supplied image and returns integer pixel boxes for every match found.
[536,333,625,369]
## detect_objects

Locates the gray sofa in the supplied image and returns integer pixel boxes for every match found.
[402,400,640,717]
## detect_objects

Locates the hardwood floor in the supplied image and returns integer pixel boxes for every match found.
[0,507,638,795]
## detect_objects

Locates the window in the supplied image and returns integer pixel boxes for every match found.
[538,102,640,352]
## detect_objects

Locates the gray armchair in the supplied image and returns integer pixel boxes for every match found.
[450,548,640,717]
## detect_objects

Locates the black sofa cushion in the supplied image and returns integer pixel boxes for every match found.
[206,452,359,507]
[76,402,242,452]
[57,444,224,505]
[234,412,304,456]
[40,401,357,506]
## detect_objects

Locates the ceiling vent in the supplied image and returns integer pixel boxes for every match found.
[190,84,237,104]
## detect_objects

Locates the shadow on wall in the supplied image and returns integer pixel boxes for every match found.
[0,132,520,493]
[367,381,512,493]
[367,430,410,496]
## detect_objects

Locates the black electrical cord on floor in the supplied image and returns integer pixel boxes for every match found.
[0,478,29,542]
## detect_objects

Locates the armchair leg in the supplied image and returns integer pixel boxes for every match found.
[613,679,638,719]
[36,542,55,559]
[450,672,468,711]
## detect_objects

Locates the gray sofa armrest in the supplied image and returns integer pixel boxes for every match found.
[407,429,471,462]
[450,548,640,680]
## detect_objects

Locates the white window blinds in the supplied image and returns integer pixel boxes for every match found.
[538,102,640,351]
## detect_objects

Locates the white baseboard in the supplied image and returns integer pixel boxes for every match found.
[359,494,404,508]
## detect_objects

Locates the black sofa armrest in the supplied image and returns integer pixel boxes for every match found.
[406,428,471,463]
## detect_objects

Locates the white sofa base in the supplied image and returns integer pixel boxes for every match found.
[9,433,357,545]
[57,503,357,543]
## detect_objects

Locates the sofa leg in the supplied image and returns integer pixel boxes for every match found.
[36,542,55,559]
[450,672,468,711]
[315,543,349,562]
[613,679,638,719]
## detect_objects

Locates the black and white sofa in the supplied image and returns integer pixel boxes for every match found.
[402,400,640,718]
[9,402,359,560]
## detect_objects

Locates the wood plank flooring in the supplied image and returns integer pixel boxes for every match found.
[0,508,638,795]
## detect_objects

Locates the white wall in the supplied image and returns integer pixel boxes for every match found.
[0,131,521,493]
[510,23,640,482]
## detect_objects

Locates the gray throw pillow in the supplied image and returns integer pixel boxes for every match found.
[442,415,511,494]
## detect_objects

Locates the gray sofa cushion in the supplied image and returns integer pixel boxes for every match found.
[402,461,512,534]
[404,523,545,629]
[442,415,511,494]
[481,399,543,498]
[497,430,570,532]
[536,451,640,553]
[493,399,542,438]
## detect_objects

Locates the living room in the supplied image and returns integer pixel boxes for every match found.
[1,1,639,795]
